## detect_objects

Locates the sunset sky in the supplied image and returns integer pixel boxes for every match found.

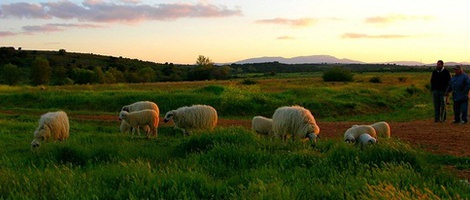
[1,0,470,64]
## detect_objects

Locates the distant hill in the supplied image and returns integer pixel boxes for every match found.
[233,55,470,66]
[234,55,364,64]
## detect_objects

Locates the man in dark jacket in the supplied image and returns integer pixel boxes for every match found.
[446,65,470,124]
[430,60,451,122]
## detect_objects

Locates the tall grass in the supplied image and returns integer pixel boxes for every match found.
[0,121,468,199]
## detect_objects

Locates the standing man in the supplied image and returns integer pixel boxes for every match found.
[446,65,470,124]
[430,60,451,122]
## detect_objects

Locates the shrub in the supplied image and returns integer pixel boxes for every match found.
[240,79,258,85]
[322,67,354,82]
[369,76,382,83]
[398,77,408,82]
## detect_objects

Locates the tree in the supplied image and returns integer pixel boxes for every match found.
[137,67,156,83]
[52,65,67,85]
[1,63,21,85]
[196,55,214,67]
[30,57,51,85]
[188,55,215,80]
[93,66,105,84]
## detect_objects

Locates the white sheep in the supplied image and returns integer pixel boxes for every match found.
[371,121,391,138]
[251,116,273,136]
[344,125,377,143]
[120,101,159,135]
[31,111,69,148]
[272,106,320,146]
[119,109,159,138]
[121,101,160,114]
[163,105,218,136]
[120,120,150,135]
[357,133,378,148]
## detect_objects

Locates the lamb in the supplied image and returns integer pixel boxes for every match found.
[272,106,320,146]
[357,133,378,148]
[344,125,377,143]
[371,121,391,138]
[119,109,159,138]
[251,116,273,136]
[31,111,69,148]
[163,105,218,136]
[120,101,159,135]
[120,120,150,135]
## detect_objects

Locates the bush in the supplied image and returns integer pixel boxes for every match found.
[322,67,354,82]
[369,76,382,83]
[239,79,258,85]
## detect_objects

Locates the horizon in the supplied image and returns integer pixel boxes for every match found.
[1,0,470,64]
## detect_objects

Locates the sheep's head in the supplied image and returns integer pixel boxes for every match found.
[344,135,356,143]
[163,111,174,123]
[368,138,378,144]
[121,106,130,112]
[31,128,46,149]
[306,132,317,148]
[119,111,129,121]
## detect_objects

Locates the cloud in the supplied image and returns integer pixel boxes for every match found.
[0,31,17,37]
[0,1,242,23]
[277,35,295,40]
[365,14,433,24]
[342,33,410,39]
[256,18,317,27]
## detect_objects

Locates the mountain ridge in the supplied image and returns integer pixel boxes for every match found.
[232,55,470,66]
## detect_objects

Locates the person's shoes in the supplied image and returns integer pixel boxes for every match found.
[461,121,468,124]
[453,121,460,124]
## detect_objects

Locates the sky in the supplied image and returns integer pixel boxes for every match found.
[1,0,470,64]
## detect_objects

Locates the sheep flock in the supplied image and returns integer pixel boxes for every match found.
[29,100,391,149]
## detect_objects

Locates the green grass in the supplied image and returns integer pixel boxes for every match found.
[0,72,468,199]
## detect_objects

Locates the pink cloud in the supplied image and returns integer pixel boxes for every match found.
[0,31,18,37]
[342,33,410,39]
[256,18,317,27]
[0,1,242,23]
[365,14,433,24]
[277,35,295,40]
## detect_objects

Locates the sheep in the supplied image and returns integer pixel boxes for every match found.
[251,116,273,136]
[119,109,159,138]
[120,120,150,135]
[31,111,69,148]
[371,121,391,138]
[163,105,218,136]
[357,133,378,149]
[121,101,160,114]
[120,101,159,135]
[272,106,320,147]
[344,125,377,143]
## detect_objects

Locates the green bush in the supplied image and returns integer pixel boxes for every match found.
[369,76,382,83]
[322,67,354,82]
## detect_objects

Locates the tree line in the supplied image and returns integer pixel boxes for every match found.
[0,47,430,86]
[0,47,233,86]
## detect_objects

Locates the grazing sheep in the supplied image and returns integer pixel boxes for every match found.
[272,106,320,146]
[31,111,69,148]
[344,125,377,143]
[119,109,159,138]
[120,120,150,135]
[120,101,159,135]
[163,105,218,136]
[121,101,160,114]
[251,116,273,136]
[371,121,391,138]
[357,133,378,148]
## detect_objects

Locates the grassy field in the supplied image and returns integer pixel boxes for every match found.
[0,72,469,199]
